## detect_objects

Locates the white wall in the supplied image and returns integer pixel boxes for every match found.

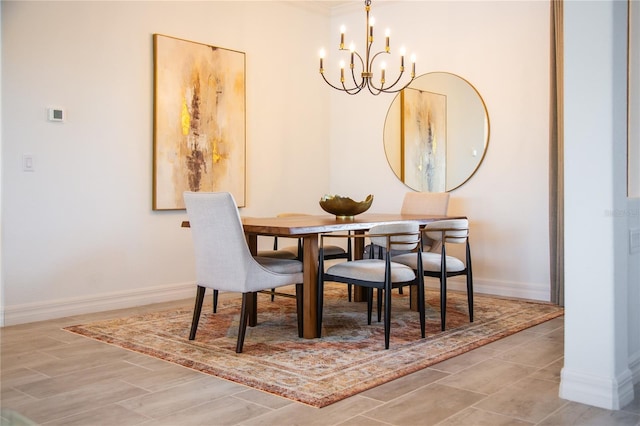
[1,1,331,324]
[629,197,640,385]
[328,1,551,300]
[1,1,554,325]
[627,4,640,385]
[560,0,637,409]
[3,0,638,412]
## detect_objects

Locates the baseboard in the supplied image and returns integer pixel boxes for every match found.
[433,276,550,302]
[559,367,636,410]
[1,282,195,326]
[1,277,550,327]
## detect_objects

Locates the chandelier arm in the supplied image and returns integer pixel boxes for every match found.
[366,81,384,95]
[367,72,415,94]
[343,83,366,95]
[381,71,406,91]
[368,51,389,66]
[321,71,367,94]
[367,51,389,87]
[321,72,357,92]
[349,67,364,89]
[371,80,414,94]
[349,51,366,87]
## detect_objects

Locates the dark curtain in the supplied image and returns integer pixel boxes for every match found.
[549,0,564,306]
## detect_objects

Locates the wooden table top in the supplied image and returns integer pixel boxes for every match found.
[182,213,465,237]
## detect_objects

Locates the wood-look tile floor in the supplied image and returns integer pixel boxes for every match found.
[1,297,639,426]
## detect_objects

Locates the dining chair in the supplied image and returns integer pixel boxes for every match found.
[366,191,450,296]
[183,191,304,353]
[391,218,472,331]
[257,214,302,260]
[401,191,450,253]
[316,222,425,349]
[260,213,353,301]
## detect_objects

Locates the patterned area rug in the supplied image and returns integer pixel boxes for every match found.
[64,285,563,408]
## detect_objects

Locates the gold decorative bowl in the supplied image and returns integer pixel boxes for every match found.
[319,194,374,219]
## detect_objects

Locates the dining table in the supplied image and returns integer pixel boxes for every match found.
[182,213,464,338]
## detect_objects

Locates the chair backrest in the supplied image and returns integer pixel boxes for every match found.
[183,191,254,292]
[368,222,420,252]
[424,219,469,244]
[401,192,450,216]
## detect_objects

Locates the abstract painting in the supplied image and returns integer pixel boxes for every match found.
[402,88,447,192]
[153,34,246,210]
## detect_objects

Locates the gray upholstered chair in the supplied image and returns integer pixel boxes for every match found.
[392,219,472,331]
[367,191,450,296]
[183,191,304,353]
[257,214,301,260]
[401,191,450,253]
[316,222,425,349]
[260,213,353,301]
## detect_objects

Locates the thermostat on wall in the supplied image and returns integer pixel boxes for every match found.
[48,108,65,122]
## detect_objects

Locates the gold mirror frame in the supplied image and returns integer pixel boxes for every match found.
[383,72,490,192]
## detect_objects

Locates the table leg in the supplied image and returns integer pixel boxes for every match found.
[353,230,368,302]
[246,234,259,326]
[302,234,319,338]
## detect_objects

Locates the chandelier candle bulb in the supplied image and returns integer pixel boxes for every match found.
[369,17,374,41]
[340,61,345,82]
[340,25,346,49]
[385,29,390,52]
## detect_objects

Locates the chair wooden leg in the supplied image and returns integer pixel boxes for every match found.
[348,284,352,302]
[296,283,304,338]
[418,277,426,338]
[466,275,473,322]
[189,286,206,340]
[440,275,447,331]
[367,288,374,325]
[466,242,474,322]
[271,288,275,302]
[377,288,383,322]
[213,290,219,313]
[384,283,392,349]
[236,293,251,353]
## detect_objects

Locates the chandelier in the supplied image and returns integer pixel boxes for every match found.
[318,0,416,95]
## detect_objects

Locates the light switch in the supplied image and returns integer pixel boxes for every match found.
[22,154,34,172]
[48,107,64,122]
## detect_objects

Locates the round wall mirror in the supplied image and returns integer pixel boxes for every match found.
[383,72,490,192]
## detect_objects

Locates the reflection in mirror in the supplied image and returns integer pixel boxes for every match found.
[383,72,490,192]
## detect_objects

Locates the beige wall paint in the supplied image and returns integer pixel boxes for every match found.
[328,1,551,300]
[1,1,549,321]
[1,1,331,323]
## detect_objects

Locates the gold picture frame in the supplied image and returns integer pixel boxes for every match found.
[152,34,246,210]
